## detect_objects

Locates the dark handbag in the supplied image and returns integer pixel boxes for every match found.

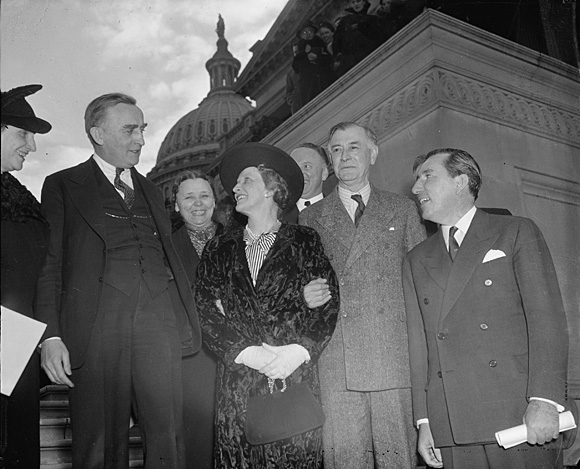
[245,378,325,445]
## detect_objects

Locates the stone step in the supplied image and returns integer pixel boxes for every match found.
[40,417,141,443]
[40,436,143,466]
[40,460,144,469]
[40,417,73,442]
[40,385,69,401]
[40,400,70,419]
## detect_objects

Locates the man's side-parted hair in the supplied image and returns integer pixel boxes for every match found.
[328,121,378,147]
[84,93,137,146]
[294,142,329,167]
[414,148,482,200]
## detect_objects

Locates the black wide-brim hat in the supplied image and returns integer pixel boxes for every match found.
[220,142,304,208]
[1,84,52,134]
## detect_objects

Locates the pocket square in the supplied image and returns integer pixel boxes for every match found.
[483,249,506,263]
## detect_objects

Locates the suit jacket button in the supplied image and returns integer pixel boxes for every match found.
[480,323,488,330]
[98,277,103,282]
[423,298,429,304]
[489,360,497,367]
[484,279,493,286]
[437,332,445,340]
[437,371,442,378]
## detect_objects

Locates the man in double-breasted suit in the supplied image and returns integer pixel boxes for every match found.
[403,148,569,468]
[36,93,200,468]
[300,122,425,468]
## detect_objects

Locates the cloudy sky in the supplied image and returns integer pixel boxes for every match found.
[1,0,288,198]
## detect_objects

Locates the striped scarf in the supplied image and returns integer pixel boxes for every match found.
[243,222,280,285]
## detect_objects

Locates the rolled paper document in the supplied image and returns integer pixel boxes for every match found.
[495,411,576,449]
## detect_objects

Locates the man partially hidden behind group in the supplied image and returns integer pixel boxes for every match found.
[36,92,200,468]
[290,143,329,212]
[300,122,426,468]
[404,148,571,468]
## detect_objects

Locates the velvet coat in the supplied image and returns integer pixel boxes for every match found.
[35,158,201,368]
[194,222,340,469]
[1,172,50,468]
[403,209,569,446]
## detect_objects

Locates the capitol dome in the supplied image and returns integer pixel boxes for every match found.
[148,15,253,202]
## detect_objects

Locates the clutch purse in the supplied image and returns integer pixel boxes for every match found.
[245,377,325,445]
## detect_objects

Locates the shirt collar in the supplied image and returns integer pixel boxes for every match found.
[338,183,371,207]
[92,154,134,189]
[297,193,324,211]
[443,205,477,247]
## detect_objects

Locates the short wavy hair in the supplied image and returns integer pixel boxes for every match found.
[257,164,291,213]
[171,169,216,207]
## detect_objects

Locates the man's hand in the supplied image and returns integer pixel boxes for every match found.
[303,278,331,309]
[41,339,74,387]
[523,400,560,444]
[418,422,443,468]
[259,344,308,380]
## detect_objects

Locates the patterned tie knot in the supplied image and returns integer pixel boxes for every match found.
[351,194,365,227]
[448,226,460,261]
[114,168,135,209]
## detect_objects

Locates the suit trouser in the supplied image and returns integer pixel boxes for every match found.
[69,280,185,469]
[440,440,564,469]
[320,384,417,469]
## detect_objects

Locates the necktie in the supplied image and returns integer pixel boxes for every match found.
[351,194,365,227]
[448,226,460,261]
[114,168,135,209]
[304,201,311,207]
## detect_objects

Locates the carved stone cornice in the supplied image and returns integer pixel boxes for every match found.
[359,69,580,148]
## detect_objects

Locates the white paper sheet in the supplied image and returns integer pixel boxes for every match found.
[1,306,47,396]
[495,411,576,449]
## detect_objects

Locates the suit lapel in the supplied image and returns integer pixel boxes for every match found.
[317,191,356,255]
[419,230,451,292]
[440,210,499,324]
[65,158,107,241]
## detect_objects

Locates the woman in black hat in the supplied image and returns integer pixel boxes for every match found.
[1,84,52,467]
[292,21,334,111]
[194,143,339,468]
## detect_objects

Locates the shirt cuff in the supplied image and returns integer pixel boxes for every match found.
[416,418,429,428]
[39,336,62,348]
[529,397,565,412]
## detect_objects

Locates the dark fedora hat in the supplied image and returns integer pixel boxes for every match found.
[1,84,52,134]
[220,142,304,208]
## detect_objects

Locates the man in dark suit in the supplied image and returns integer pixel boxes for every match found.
[300,122,425,468]
[403,148,569,468]
[36,93,200,468]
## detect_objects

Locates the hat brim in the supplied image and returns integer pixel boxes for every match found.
[219,142,304,209]
[5,115,52,134]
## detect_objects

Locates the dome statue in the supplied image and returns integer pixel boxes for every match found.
[148,15,253,204]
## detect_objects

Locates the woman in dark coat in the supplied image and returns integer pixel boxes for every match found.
[333,0,382,76]
[1,84,52,468]
[171,169,221,469]
[292,22,334,109]
[195,143,339,468]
